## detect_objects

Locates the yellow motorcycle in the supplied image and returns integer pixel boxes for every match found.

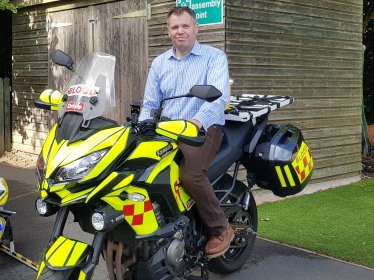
[33,50,313,280]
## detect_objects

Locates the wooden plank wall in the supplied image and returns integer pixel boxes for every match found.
[226,0,363,183]
[12,0,147,154]
[0,78,12,156]
[12,11,49,154]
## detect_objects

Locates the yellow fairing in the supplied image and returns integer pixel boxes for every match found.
[169,162,195,211]
[291,141,314,183]
[0,177,9,207]
[145,145,178,183]
[107,186,158,235]
[128,141,171,161]
[85,172,134,203]
[156,120,198,140]
[59,187,95,205]
[35,89,64,111]
[43,236,92,269]
[45,127,125,179]
[41,124,58,162]
[36,261,46,279]
[45,139,77,178]
[82,127,130,182]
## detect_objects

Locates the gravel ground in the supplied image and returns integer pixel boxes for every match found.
[0,150,38,168]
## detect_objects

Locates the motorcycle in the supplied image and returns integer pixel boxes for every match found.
[33,50,313,280]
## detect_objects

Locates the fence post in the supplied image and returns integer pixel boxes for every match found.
[4,77,11,152]
[0,78,4,156]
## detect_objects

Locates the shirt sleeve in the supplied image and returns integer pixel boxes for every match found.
[139,60,162,121]
[192,51,230,129]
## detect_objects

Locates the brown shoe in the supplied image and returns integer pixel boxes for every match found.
[205,223,234,259]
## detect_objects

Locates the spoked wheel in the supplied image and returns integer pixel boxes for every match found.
[208,192,258,274]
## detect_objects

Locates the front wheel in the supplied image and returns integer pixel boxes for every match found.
[208,192,258,274]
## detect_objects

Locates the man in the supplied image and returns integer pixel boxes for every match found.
[139,6,233,258]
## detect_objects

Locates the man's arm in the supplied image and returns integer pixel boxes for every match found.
[191,51,230,129]
[139,64,162,121]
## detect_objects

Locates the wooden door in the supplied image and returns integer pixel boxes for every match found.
[48,0,148,126]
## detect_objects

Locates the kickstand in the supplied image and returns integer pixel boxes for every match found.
[187,264,209,280]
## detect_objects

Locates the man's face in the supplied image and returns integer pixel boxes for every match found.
[167,11,198,55]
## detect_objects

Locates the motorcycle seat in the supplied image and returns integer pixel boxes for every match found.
[206,121,254,182]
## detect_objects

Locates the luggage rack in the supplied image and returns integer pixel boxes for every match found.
[224,94,294,122]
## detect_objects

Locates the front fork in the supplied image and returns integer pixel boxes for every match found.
[41,206,106,279]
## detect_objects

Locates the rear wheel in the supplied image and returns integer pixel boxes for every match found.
[208,192,258,274]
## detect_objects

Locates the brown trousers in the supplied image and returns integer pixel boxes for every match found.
[179,125,227,236]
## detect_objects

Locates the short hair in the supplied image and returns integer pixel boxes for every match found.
[167,7,197,25]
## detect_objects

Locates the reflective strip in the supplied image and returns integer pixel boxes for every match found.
[48,239,76,267]
[36,261,46,279]
[66,242,88,266]
[284,165,296,187]
[78,270,87,280]
[275,166,287,188]
[46,236,66,259]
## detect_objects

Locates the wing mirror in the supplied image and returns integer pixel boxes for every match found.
[50,49,75,71]
[188,85,222,102]
[34,89,64,111]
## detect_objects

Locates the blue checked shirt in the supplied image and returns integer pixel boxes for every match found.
[139,41,230,130]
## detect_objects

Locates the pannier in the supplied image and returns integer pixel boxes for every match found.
[243,124,313,197]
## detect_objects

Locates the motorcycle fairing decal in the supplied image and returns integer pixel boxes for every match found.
[169,162,194,211]
[145,148,178,184]
[40,190,48,198]
[101,193,127,211]
[61,126,124,167]
[121,186,158,235]
[113,174,135,190]
[43,236,92,269]
[36,261,46,279]
[78,270,88,280]
[85,172,118,203]
[156,143,174,159]
[82,127,131,182]
[291,141,314,183]
[59,187,95,205]
[45,139,80,178]
[41,124,58,164]
[128,141,172,161]
[85,172,134,203]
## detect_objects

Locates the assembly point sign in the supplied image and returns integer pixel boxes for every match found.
[176,0,223,26]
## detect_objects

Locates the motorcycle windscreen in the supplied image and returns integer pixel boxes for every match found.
[58,52,116,121]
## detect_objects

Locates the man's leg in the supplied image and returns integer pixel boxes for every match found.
[179,125,234,257]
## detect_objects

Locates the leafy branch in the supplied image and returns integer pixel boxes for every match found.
[0,0,25,13]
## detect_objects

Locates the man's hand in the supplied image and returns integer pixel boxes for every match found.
[189,119,203,129]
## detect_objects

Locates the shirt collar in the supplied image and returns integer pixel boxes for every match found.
[168,41,202,59]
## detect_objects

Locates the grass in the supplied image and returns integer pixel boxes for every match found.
[257,178,374,268]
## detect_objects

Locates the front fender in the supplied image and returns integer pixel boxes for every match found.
[36,236,92,278]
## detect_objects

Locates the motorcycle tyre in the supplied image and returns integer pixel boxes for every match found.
[37,267,80,280]
[208,193,258,274]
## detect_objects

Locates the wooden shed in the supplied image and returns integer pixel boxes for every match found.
[11,0,362,184]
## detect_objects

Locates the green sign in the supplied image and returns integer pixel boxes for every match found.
[176,0,223,26]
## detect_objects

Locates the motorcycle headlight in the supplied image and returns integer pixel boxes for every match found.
[36,154,45,182]
[53,149,108,184]
[35,198,47,215]
[91,212,105,231]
